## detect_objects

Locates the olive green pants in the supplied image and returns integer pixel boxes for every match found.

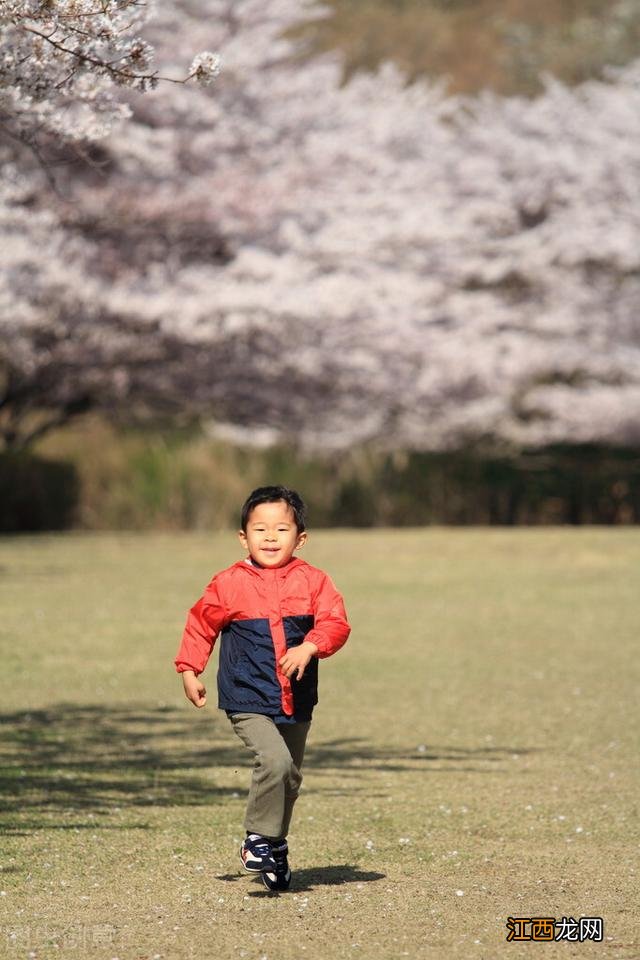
[229,712,311,841]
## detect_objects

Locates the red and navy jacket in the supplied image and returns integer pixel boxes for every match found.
[175,556,350,721]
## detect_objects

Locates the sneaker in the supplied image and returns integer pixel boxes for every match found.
[240,834,277,873]
[260,839,291,892]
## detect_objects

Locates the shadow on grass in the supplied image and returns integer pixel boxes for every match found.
[216,864,386,894]
[0,703,539,831]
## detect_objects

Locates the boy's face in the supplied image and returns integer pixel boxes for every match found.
[238,500,307,569]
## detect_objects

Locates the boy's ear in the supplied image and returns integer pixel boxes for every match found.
[296,531,308,549]
[238,529,248,549]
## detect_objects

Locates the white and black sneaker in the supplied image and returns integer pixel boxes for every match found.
[240,833,277,873]
[260,839,291,892]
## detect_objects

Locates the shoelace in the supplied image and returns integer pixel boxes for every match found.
[247,837,272,857]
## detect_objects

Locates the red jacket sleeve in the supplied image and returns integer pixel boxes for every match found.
[174,576,227,675]
[305,572,350,659]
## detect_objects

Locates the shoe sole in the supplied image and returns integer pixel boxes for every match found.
[261,869,292,892]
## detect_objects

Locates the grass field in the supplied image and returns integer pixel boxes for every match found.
[0,529,638,960]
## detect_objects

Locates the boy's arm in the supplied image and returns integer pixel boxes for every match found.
[279,571,350,680]
[175,577,227,706]
[305,572,351,659]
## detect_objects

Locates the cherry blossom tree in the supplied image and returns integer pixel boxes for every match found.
[1,0,219,157]
[2,0,640,453]
[0,0,218,447]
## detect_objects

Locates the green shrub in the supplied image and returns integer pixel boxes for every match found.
[28,417,640,529]
[0,452,79,532]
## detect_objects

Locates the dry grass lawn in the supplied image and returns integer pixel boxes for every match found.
[0,529,638,959]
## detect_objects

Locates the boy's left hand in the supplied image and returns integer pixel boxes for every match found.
[279,640,318,680]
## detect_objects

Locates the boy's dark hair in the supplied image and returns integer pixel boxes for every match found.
[241,486,307,532]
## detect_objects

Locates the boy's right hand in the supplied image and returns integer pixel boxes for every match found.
[182,670,207,708]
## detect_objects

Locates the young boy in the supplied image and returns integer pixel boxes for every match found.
[174,485,350,891]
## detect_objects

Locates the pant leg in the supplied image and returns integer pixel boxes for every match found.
[229,712,311,840]
[276,720,310,838]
